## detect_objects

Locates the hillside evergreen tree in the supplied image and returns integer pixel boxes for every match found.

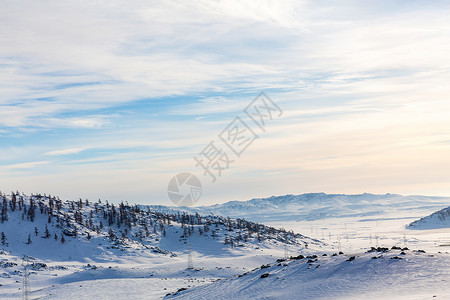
[44,225,50,238]
[26,234,32,244]
[1,196,8,223]
[10,192,16,211]
[28,199,36,222]
[1,232,7,246]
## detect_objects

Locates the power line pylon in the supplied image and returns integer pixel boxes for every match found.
[187,244,194,270]
[22,258,30,300]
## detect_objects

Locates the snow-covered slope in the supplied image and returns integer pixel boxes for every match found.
[407,206,450,229]
[0,192,322,299]
[168,247,450,300]
[0,193,320,260]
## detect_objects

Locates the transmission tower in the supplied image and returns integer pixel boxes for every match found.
[187,244,194,270]
[22,258,30,300]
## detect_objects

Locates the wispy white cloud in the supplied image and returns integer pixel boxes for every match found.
[45,148,87,156]
[1,0,450,203]
[2,161,49,169]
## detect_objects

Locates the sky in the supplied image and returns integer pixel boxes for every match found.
[1,0,450,205]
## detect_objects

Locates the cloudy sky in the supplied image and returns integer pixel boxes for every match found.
[1,0,450,205]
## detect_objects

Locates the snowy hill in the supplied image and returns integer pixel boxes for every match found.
[0,192,320,260]
[407,206,450,230]
[0,192,322,299]
[168,247,450,300]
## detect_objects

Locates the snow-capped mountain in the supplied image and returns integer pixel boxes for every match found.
[407,205,450,229]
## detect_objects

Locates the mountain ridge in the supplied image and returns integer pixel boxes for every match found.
[147,193,450,225]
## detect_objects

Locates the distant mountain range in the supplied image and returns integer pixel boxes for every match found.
[149,193,450,226]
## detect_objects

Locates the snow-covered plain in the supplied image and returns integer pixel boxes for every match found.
[1,192,450,299]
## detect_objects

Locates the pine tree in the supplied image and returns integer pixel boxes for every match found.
[34,227,38,236]
[26,234,32,244]
[10,192,16,211]
[1,232,7,246]
[28,199,36,222]
[61,234,65,244]
[1,196,8,223]
[44,225,50,238]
